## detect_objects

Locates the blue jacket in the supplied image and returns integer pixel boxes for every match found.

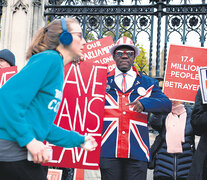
[0,50,85,148]
[150,106,195,179]
[101,68,172,162]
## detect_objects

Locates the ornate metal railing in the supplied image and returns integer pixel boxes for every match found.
[0,1,2,16]
[44,0,207,79]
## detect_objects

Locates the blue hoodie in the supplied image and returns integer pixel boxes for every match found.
[0,50,85,147]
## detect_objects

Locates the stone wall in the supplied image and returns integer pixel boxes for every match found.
[0,0,46,70]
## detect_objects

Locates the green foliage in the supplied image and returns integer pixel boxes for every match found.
[85,31,96,42]
[134,45,149,75]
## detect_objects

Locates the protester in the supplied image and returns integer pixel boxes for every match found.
[187,89,207,180]
[0,49,15,68]
[99,36,172,180]
[149,100,195,180]
[0,17,97,180]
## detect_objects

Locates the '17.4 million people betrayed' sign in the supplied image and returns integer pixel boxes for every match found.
[163,44,207,102]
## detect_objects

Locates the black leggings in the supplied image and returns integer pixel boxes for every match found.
[0,160,48,180]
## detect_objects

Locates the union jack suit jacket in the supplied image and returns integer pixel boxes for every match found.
[101,68,172,162]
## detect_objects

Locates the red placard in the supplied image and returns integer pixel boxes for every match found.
[47,169,62,180]
[0,66,17,87]
[83,36,115,72]
[163,44,207,102]
[43,38,109,170]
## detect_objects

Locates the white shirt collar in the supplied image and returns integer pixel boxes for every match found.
[114,67,137,91]
[115,67,134,77]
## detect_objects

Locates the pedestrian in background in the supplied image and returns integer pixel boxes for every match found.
[188,89,207,180]
[0,49,15,68]
[100,36,172,180]
[0,17,97,180]
[150,100,195,180]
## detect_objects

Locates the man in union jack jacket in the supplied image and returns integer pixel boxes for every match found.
[100,36,172,180]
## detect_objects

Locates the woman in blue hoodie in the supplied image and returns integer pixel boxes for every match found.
[0,17,97,180]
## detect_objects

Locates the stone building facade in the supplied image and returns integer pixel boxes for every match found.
[0,0,46,70]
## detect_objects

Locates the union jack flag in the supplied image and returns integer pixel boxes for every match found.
[101,87,153,162]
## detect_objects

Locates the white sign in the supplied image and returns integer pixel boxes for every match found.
[198,66,207,104]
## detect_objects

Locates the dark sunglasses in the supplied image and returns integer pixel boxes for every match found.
[115,50,135,57]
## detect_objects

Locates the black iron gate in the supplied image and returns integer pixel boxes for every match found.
[0,1,2,16]
[44,0,207,79]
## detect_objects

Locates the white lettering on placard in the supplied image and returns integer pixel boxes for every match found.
[46,133,101,165]
[73,97,88,131]
[164,81,200,91]
[82,150,98,166]
[56,98,72,129]
[0,71,16,88]
[86,41,101,50]
[171,63,199,72]
[170,71,199,80]
[84,45,114,60]
[77,65,95,95]
[57,97,103,132]
[94,56,114,64]
[63,64,81,96]
[49,63,107,169]
[63,64,107,97]
[108,64,116,71]
[169,62,200,82]
[92,66,107,98]
[56,65,107,132]
[87,97,103,132]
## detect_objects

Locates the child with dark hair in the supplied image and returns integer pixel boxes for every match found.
[0,49,15,68]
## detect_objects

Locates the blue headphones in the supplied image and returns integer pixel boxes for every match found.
[59,18,73,46]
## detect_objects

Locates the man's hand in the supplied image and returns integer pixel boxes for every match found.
[127,100,144,113]
[26,138,50,164]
